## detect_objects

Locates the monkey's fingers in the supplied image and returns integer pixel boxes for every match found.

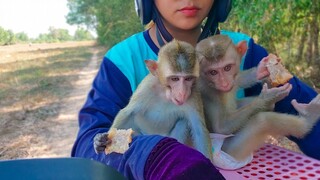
[291,99,307,115]
[292,95,320,114]
[94,146,106,154]
[274,83,291,91]
[263,83,292,103]
[310,94,320,104]
[278,83,292,96]
[262,83,269,92]
[257,69,270,80]
[305,95,320,115]
[94,132,109,143]
[93,132,111,154]
[274,83,292,98]
[292,97,320,123]
[257,58,270,80]
[94,139,112,154]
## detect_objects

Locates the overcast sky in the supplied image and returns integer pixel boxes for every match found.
[0,0,78,38]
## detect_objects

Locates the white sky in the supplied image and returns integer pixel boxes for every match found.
[0,0,79,38]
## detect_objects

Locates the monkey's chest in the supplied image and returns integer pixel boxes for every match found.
[136,102,186,135]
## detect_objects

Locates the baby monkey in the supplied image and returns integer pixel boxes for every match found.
[196,34,320,170]
[94,40,212,160]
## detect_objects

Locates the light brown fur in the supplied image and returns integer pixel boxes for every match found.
[196,35,320,162]
[108,40,212,160]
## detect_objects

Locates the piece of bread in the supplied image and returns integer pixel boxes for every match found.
[105,128,134,154]
[266,54,293,87]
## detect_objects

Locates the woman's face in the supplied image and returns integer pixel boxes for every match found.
[154,0,214,31]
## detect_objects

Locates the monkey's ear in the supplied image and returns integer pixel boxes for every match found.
[145,60,158,76]
[236,40,248,56]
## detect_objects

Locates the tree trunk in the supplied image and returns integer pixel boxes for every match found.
[306,23,313,66]
[296,29,307,62]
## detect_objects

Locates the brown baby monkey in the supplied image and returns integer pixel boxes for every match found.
[94,39,212,161]
[196,34,320,169]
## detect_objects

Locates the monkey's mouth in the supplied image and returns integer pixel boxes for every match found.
[172,98,185,106]
[218,85,233,92]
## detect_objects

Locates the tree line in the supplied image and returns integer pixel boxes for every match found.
[221,0,320,87]
[0,26,95,46]
[66,0,320,87]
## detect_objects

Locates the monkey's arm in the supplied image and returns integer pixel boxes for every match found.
[242,39,320,159]
[169,119,188,143]
[236,96,255,108]
[111,107,136,129]
[236,68,260,88]
[291,94,320,126]
[187,108,213,161]
[237,57,269,89]
[219,83,292,134]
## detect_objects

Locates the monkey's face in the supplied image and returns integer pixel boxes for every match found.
[164,73,196,106]
[201,58,238,93]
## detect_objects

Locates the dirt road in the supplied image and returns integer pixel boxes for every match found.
[0,43,101,159]
[34,49,100,157]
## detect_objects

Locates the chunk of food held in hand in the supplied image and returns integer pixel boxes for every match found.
[105,128,134,154]
[266,54,293,87]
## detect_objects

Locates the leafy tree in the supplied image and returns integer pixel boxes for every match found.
[48,27,73,42]
[221,0,320,86]
[67,0,142,46]
[15,32,29,42]
[35,33,51,43]
[67,0,98,30]
[6,30,16,45]
[0,27,15,45]
[74,27,94,40]
[0,26,8,45]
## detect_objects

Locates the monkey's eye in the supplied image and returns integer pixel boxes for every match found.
[185,77,194,81]
[224,64,232,71]
[171,77,179,81]
[209,70,218,76]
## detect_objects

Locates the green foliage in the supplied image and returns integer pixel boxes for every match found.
[48,27,73,42]
[221,0,320,87]
[66,0,98,29]
[33,27,73,43]
[0,27,16,45]
[67,0,143,46]
[74,27,94,40]
[15,32,29,42]
[0,26,94,44]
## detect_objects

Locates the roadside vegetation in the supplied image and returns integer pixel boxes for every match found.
[0,26,94,45]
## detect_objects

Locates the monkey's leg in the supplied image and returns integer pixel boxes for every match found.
[222,112,310,161]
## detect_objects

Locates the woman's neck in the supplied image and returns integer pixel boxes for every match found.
[149,24,201,47]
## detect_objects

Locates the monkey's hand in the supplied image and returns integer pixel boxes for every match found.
[259,83,292,109]
[292,94,320,124]
[93,132,111,154]
[256,56,270,80]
